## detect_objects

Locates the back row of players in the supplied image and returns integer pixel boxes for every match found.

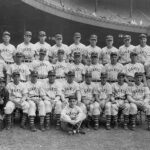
[0,30,150,133]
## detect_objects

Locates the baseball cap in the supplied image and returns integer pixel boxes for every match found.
[31,70,38,77]
[110,52,118,57]
[55,34,63,40]
[15,52,23,57]
[48,70,56,76]
[0,78,5,83]
[24,31,32,36]
[3,31,10,36]
[106,35,113,41]
[139,34,147,39]
[74,32,81,38]
[57,49,64,54]
[130,51,137,57]
[134,72,143,77]
[90,34,97,40]
[39,49,46,54]
[68,95,76,101]
[101,72,108,78]
[74,52,81,57]
[91,52,98,58]
[67,71,75,76]
[117,73,125,78]
[39,31,46,36]
[12,71,20,76]
[124,35,131,40]
[85,71,92,77]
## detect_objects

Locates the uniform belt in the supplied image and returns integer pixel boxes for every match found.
[38,76,47,79]
[56,76,65,79]
[77,81,83,83]
[92,80,101,82]
[29,96,40,98]
[20,80,27,83]
[115,97,125,100]
[23,60,32,63]
[5,61,14,65]
[108,80,117,83]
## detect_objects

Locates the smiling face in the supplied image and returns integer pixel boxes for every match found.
[3,35,10,43]
[24,35,32,43]
[69,98,76,108]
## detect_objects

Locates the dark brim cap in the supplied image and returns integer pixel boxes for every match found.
[139,34,147,39]
[74,32,81,38]
[74,52,81,57]
[12,71,20,76]
[91,52,98,58]
[85,72,92,77]
[134,72,143,77]
[24,31,32,36]
[106,35,113,41]
[3,31,10,36]
[110,52,118,57]
[57,49,64,54]
[48,71,56,76]
[15,52,23,57]
[39,31,46,36]
[67,71,75,76]
[31,71,38,77]
[101,72,107,78]
[117,73,125,78]
[55,34,63,39]
[124,35,131,40]
[0,78,5,83]
[68,95,76,101]
[90,34,97,40]
[39,49,46,54]
[130,52,137,57]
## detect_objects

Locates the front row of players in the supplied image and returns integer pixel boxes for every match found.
[0,69,150,134]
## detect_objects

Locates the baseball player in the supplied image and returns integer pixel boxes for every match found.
[7,52,30,83]
[31,49,53,82]
[0,31,16,65]
[17,31,36,69]
[0,78,9,130]
[101,35,118,65]
[128,72,150,130]
[4,71,29,130]
[67,52,85,84]
[94,72,112,130]
[69,32,86,64]
[53,49,68,84]
[134,34,150,66]
[86,34,102,63]
[124,52,145,84]
[34,31,51,61]
[105,52,124,83]
[61,95,86,135]
[118,35,135,65]
[26,71,46,132]
[80,72,99,130]
[86,52,105,85]
[111,73,130,130]
[49,34,69,63]
[42,70,65,130]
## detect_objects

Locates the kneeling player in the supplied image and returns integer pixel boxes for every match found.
[111,73,130,129]
[61,96,86,134]
[128,72,150,130]
[27,71,46,132]
[5,71,29,130]
[94,73,112,130]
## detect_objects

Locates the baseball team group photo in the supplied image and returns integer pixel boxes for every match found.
[0,0,150,150]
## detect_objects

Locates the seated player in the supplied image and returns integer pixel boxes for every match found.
[42,70,65,130]
[5,71,29,130]
[0,78,9,130]
[79,71,97,129]
[111,73,130,130]
[128,72,150,130]
[26,71,46,132]
[94,73,112,130]
[105,52,124,83]
[61,95,86,135]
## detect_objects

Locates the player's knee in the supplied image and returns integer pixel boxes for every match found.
[4,102,14,114]
[130,103,137,114]
[29,101,36,109]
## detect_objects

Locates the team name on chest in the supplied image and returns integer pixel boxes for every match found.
[36,63,47,68]
[108,68,120,72]
[55,65,65,70]
[133,88,144,94]
[23,48,32,52]
[128,66,139,72]
[11,88,21,93]
[2,49,10,53]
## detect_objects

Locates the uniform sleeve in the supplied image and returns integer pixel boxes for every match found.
[25,65,30,76]
[107,84,113,95]
[145,87,150,96]
[7,65,12,75]
[12,45,16,56]
[75,106,85,122]
[140,64,145,73]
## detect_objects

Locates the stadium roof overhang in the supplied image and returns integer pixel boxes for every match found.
[21,0,150,35]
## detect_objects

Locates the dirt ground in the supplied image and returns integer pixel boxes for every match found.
[0,123,150,150]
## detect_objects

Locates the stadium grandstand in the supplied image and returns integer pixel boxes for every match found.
[0,0,150,46]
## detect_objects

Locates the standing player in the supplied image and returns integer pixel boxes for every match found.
[94,73,112,130]
[27,71,46,132]
[67,52,85,84]
[31,49,53,82]
[69,32,86,64]
[5,71,29,130]
[49,34,69,63]
[134,34,150,66]
[86,52,104,85]
[105,52,124,83]
[118,35,135,65]
[17,31,36,69]
[34,31,51,60]
[53,49,68,84]
[86,34,102,63]
[80,72,99,130]
[42,70,65,130]
[7,52,30,83]
[101,35,118,65]
[111,73,130,129]
[128,72,150,130]
[0,31,16,65]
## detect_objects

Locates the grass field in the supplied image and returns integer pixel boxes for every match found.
[0,124,150,150]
